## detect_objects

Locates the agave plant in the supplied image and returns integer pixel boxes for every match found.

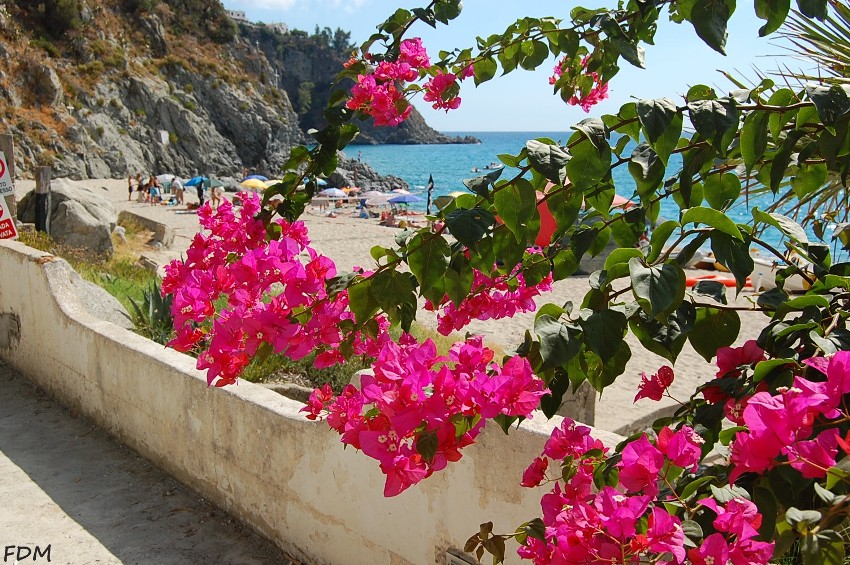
[126,281,174,345]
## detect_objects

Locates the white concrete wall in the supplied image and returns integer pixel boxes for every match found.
[0,239,624,565]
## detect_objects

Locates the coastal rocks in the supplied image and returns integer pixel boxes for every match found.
[68,270,135,330]
[18,178,117,255]
[331,155,409,192]
[353,110,479,145]
[25,62,64,107]
[139,14,169,58]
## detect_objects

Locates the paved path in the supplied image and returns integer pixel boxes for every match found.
[0,362,300,565]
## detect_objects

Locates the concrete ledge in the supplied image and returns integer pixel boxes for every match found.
[0,239,624,565]
[118,210,175,248]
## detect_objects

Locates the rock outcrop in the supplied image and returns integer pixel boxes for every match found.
[331,154,409,192]
[18,178,117,255]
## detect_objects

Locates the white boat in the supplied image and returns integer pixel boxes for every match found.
[750,256,811,293]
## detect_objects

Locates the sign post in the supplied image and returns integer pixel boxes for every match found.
[0,134,15,223]
[0,197,18,240]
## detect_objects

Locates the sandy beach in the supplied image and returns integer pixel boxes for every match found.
[14,178,763,433]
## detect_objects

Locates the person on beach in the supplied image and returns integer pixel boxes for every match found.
[210,185,223,209]
[127,174,135,200]
[171,176,184,204]
[196,178,205,205]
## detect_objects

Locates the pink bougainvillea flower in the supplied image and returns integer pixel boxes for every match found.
[634,365,675,402]
[423,71,461,111]
[520,456,549,487]
[716,339,765,377]
[688,533,729,565]
[398,37,430,68]
[656,425,704,471]
[617,434,664,496]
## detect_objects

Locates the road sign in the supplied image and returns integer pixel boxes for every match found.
[0,152,12,196]
[0,198,18,240]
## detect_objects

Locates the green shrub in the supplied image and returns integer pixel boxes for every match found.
[41,0,81,38]
[32,37,60,57]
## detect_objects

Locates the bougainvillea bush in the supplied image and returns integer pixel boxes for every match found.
[166,0,850,562]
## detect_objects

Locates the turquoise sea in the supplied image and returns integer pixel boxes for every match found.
[351,131,838,256]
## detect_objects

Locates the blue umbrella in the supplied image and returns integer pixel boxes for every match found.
[388,194,423,204]
[185,176,208,187]
[242,174,269,182]
[315,178,328,187]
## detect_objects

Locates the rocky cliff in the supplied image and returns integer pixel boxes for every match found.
[0,0,468,182]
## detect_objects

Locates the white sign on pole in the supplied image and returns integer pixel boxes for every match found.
[0,197,17,240]
[0,152,12,196]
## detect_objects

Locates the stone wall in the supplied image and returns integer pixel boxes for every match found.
[0,239,623,565]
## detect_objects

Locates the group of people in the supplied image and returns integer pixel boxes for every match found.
[127,173,188,206]
[127,173,185,205]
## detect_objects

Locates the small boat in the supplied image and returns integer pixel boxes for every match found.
[750,256,811,293]
[483,162,504,170]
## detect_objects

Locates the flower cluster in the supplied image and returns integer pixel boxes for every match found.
[162,194,387,386]
[424,262,553,336]
[689,498,774,564]
[728,350,850,483]
[302,335,548,496]
[549,56,609,112]
[518,419,707,564]
[346,38,431,126]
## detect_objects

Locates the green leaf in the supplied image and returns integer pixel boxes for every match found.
[629,258,686,319]
[415,430,439,463]
[806,84,850,128]
[755,0,790,36]
[710,232,754,290]
[473,56,497,85]
[792,162,828,199]
[445,207,495,248]
[690,0,735,54]
[704,173,741,210]
[691,279,728,304]
[752,208,809,243]
[581,343,631,392]
[536,315,581,370]
[495,178,537,242]
[629,302,695,362]
[770,129,806,192]
[566,129,611,193]
[526,140,570,184]
[797,0,827,19]
[689,306,741,362]
[647,220,680,263]
[605,248,645,272]
[520,39,550,70]
[580,309,628,363]
[688,97,739,154]
[681,520,703,541]
[347,277,379,324]
[637,98,682,165]
[628,143,665,196]
[407,233,450,297]
[681,206,743,240]
[741,110,770,173]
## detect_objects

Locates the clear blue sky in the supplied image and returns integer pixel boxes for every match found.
[223,0,797,131]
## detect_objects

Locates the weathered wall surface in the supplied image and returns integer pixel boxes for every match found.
[0,239,623,565]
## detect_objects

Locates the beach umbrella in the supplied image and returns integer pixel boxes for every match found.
[315,178,328,187]
[360,190,385,200]
[343,186,361,193]
[391,188,410,194]
[240,178,268,190]
[388,194,423,204]
[366,193,394,206]
[208,178,227,188]
[318,187,346,198]
[242,174,269,182]
[184,176,209,187]
[156,174,177,184]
